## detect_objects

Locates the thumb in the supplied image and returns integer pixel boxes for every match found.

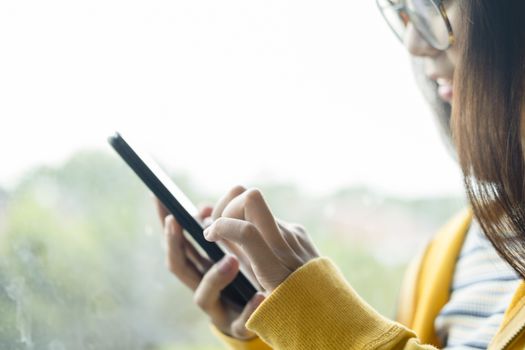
[230,293,266,340]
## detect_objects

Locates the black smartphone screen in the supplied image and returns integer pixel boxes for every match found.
[108,132,257,308]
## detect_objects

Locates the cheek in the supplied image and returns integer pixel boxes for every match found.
[446,48,458,71]
[446,3,463,69]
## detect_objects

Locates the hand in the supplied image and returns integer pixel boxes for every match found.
[203,187,320,293]
[155,192,265,340]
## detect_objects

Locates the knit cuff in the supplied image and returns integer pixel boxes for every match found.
[246,257,414,349]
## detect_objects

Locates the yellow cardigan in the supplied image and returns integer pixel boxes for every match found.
[214,209,525,349]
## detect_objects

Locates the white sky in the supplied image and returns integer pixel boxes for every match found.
[0,0,464,198]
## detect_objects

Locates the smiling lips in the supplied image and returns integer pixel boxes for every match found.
[437,78,453,103]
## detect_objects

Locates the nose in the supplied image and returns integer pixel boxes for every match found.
[403,22,440,57]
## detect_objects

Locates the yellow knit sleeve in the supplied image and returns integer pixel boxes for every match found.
[211,325,273,350]
[245,257,438,350]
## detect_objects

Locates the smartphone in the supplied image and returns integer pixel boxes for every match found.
[108,132,257,308]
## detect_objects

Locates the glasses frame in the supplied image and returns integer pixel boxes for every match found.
[376,0,455,50]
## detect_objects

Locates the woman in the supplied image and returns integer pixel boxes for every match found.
[158,1,525,348]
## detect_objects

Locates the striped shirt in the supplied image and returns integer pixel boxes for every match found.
[434,220,522,349]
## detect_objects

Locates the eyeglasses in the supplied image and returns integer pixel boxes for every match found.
[376,0,455,50]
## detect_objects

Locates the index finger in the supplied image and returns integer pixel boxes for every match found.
[211,185,246,220]
[222,189,298,261]
[155,197,170,225]
[204,217,287,278]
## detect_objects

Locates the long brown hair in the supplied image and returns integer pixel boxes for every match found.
[453,1,525,277]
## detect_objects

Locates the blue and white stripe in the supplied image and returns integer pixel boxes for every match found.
[434,220,522,349]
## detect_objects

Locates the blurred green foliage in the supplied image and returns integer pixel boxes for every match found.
[0,151,465,349]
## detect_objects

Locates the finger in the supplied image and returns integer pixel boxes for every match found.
[159,201,214,271]
[204,218,289,276]
[223,189,299,264]
[283,222,320,257]
[184,242,213,273]
[164,213,212,277]
[174,204,214,270]
[198,205,214,230]
[276,220,306,256]
[161,200,214,271]
[290,223,306,235]
[202,216,214,229]
[165,215,202,291]
[155,198,170,225]
[217,240,261,289]
[295,232,320,257]
[230,293,266,339]
[275,219,318,257]
[211,185,246,220]
[218,240,251,269]
[193,254,240,324]
[197,205,213,222]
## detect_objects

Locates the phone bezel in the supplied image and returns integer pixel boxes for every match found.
[108,132,257,307]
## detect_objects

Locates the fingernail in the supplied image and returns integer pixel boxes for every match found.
[165,216,173,233]
[203,227,211,240]
[218,255,233,274]
[203,217,213,228]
